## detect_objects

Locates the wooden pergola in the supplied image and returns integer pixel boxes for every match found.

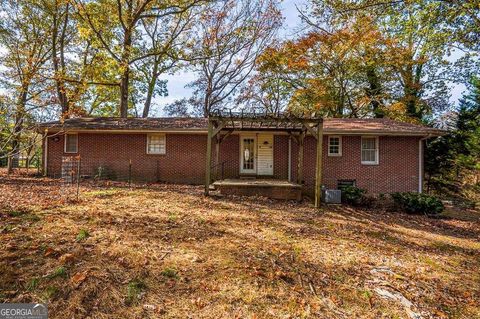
[204,109,324,208]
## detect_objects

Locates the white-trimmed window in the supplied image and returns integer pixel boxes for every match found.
[361,136,379,165]
[147,134,166,154]
[64,133,78,153]
[328,136,342,156]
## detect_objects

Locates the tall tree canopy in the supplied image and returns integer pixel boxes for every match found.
[75,0,207,117]
[178,0,282,117]
[249,0,459,120]
[425,77,480,193]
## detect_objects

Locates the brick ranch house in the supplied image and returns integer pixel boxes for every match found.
[39,116,442,201]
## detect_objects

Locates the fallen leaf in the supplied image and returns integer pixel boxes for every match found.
[59,253,74,264]
[143,304,156,311]
[71,271,88,288]
[44,247,55,257]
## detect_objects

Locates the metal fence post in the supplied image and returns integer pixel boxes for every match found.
[128,159,132,188]
[76,156,81,201]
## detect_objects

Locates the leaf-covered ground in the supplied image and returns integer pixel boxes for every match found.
[1,171,479,318]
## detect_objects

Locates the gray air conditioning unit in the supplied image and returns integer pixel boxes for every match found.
[322,188,342,204]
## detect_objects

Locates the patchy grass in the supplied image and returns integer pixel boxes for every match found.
[126,279,147,306]
[0,171,479,318]
[26,277,40,292]
[47,266,68,280]
[76,229,90,242]
[160,267,178,279]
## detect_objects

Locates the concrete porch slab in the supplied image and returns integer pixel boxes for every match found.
[213,179,302,200]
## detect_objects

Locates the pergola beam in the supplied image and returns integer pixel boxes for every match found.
[303,123,318,140]
[212,121,225,138]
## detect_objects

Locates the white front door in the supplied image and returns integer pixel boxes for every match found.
[257,134,274,175]
[240,135,256,174]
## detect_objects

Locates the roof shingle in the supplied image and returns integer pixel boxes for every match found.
[38,117,444,136]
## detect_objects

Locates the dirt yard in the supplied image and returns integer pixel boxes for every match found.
[1,171,479,319]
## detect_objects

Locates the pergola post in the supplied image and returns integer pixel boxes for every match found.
[315,122,324,208]
[297,131,305,185]
[215,136,220,180]
[205,119,213,196]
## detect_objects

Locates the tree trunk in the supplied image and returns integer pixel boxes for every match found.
[402,62,424,119]
[120,26,132,118]
[203,95,209,118]
[8,88,28,174]
[52,2,70,116]
[7,156,12,176]
[120,67,130,118]
[203,86,212,118]
[366,66,383,118]
[142,57,159,118]
[25,143,34,173]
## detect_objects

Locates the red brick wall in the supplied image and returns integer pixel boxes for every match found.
[47,133,208,183]
[273,135,289,180]
[217,135,239,179]
[298,135,420,194]
[46,132,420,194]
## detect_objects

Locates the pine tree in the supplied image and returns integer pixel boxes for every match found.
[425,77,480,191]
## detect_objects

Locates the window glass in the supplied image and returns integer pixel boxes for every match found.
[147,134,166,154]
[328,136,341,156]
[361,137,378,164]
[65,134,78,153]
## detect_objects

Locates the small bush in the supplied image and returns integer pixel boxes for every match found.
[340,185,367,206]
[391,192,444,215]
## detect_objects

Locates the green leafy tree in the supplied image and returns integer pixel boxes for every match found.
[74,0,207,117]
[250,15,391,117]
[0,0,52,172]
[425,77,480,191]
[307,0,454,120]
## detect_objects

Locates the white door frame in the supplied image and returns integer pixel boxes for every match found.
[240,134,257,174]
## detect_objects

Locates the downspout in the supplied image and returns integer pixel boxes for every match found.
[43,129,48,176]
[288,136,292,182]
[418,135,431,193]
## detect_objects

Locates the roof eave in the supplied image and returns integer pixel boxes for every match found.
[38,125,445,137]
[322,130,445,137]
